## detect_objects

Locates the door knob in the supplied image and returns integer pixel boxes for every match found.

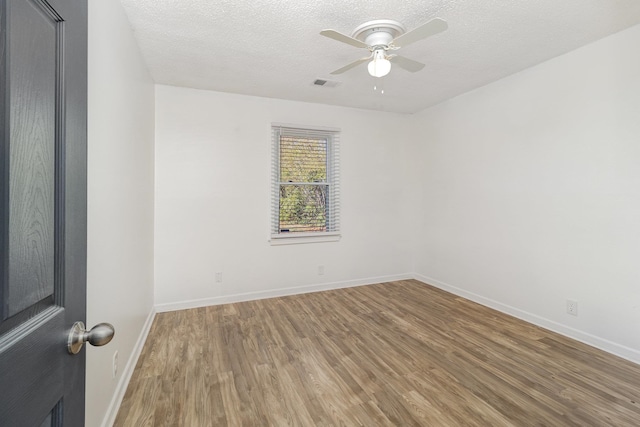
[67,321,115,354]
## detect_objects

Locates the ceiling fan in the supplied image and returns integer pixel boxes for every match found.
[320,18,448,78]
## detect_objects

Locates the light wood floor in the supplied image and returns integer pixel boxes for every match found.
[114,280,640,426]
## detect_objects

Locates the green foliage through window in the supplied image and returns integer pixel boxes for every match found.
[279,136,328,232]
[271,125,340,238]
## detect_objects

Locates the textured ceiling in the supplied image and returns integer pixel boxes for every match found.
[119,0,640,114]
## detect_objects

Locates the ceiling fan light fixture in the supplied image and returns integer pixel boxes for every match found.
[367,49,391,77]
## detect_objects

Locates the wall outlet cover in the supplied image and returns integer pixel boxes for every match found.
[566,300,578,316]
[112,350,119,379]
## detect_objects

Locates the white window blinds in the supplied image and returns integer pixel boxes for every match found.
[271,124,340,239]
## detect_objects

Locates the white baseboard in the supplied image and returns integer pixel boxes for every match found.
[413,273,640,366]
[101,306,157,427]
[155,273,413,313]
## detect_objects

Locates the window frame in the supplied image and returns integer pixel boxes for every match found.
[270,123,340,245]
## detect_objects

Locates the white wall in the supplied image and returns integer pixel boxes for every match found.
[87,1,155,426]
[154,86,414,308]
[412,24,640,363]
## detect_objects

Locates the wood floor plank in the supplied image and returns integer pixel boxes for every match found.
[114,280,640,426]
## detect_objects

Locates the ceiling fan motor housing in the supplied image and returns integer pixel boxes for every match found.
[351,19,407,48]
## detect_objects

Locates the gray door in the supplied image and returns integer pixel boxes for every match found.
[0,0,88,425]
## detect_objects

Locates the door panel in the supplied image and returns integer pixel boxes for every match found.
[0,0,87,425]
[6,0,57,318]
[0,310,64,426]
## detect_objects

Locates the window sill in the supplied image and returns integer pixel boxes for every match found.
[269,232,341,246]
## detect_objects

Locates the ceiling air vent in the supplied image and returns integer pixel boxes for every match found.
[313,79,341,88]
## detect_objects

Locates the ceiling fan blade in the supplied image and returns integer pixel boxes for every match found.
[389,55,426,72]
[391,18,448,48]
[320,29,369,49]
[330,57,371,75]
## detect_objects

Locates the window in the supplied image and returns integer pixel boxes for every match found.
[271,124,340,243]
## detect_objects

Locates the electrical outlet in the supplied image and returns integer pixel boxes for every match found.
[566,300,578,316]
[318,265,324,275]
[215,272,222,283]
[112,350,118,379]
